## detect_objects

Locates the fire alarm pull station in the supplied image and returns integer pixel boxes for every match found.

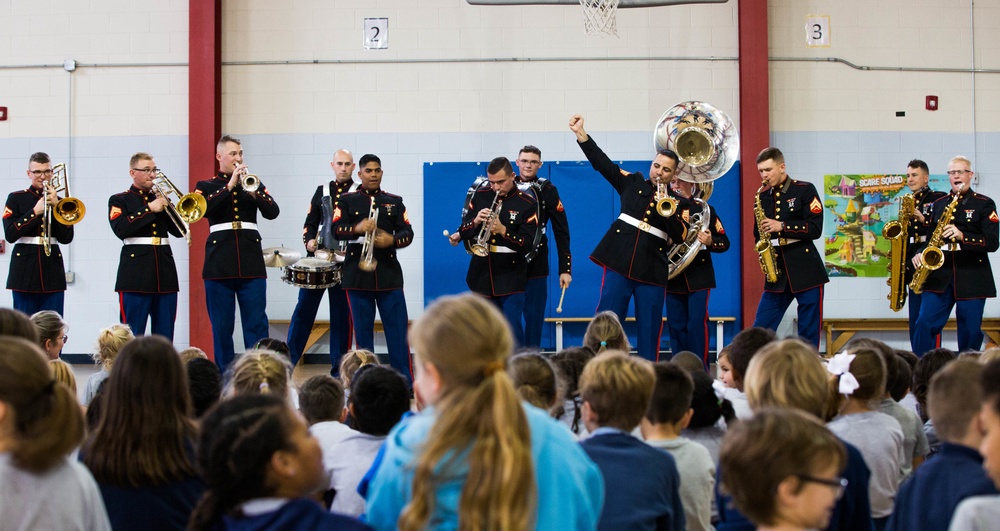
[926,96,938,111]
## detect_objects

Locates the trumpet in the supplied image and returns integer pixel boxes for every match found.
[359,196,379,272]
[42,163,86,257]
[237,164,260,192]
[152,170,207,245]
[654,180,677,217]
[470,191,502,257]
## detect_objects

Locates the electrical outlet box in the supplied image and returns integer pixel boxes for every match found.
[66,272,75,284]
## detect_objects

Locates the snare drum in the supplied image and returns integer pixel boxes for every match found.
[282,258,341,289]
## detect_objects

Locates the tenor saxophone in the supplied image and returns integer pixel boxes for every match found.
[883,194,915,311]
[909,186,963,295]
[754,185,781,284]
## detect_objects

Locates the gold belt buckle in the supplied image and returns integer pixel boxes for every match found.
[638,221,651,231]
[231,221,242,230]
[150,236,161,245]
[778,238,787,246]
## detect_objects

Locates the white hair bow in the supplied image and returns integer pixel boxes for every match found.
[826,352,859,395]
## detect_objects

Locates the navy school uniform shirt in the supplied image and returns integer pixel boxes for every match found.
[214,498,372,531]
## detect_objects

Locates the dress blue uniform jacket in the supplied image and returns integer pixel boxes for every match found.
[459,186,539,296]
[4,186,73,292]
[109,185,183,293]
[915,189,998,299]
[195,174,279,280]
[518,176,572,279]
[752,177,829,292]
[666,199,730,293]
[303,179,356,253]
[332,188,413,290]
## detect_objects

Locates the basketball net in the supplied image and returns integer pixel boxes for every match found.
[580,0,620,37]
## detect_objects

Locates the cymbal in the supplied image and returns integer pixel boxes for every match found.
[262,247,301,268]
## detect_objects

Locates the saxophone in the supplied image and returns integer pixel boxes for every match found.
[754,185,781,284]
[909,185,963,295]
[883,194,915,311]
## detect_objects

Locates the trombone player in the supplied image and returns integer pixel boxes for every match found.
[4,152,75,316]
[108,152,184,340]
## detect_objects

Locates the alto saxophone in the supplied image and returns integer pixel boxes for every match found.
[883,194,915,311]
[754,185,781,284]
[909,185,963,295]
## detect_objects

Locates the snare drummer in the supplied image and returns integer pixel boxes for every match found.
[333,154,414,384]
[286,149,357,372]
[108,152,183,340]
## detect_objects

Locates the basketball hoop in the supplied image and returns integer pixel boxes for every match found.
[580,0,620,37]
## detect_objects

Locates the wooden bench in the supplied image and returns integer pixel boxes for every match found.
[544,316,737,352]
[270,319,396,355]
[824,317,1000,356]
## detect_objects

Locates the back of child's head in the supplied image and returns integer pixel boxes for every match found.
[298,374,345,425]
[720,408,846,528]
[670,351,705,373]
[350,365,411,436]
[982,360,1000,416]
[92,323,134,370]
[49,359,78,397]
[178,346,208,364]
[745,339,829,420]
[888,355,912,402]
[845,337,896,398]
[228,350,292,399]
[186,357,222,419]
[583,311,630,354]
[981,347,1000,365]
[404,293,533,531]
[687,370,736,428]
[959,351,982,362]
[507,352,562,413]
[727,327,777,389]
[252,338,291,360]
[550,347,595,400]
[0,308,40,343]
[645,362,694,425]
[928,359,983,444]
[913,348,957,421]
[338,348,378,388]
[835,346,887,405]
[579,350,655,431]
[0,336,85,473]
[189,394,302,531]
[895,349,919,370]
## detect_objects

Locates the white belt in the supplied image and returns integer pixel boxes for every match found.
[14,237,56,246]
[617,214,669,242]
[540,227,546,235]
[942,243,962,252]
[770,238,803,247]
[489,245,517,254]
[123,237,170,246]
[210,221,258,233]
[908,235,928,244]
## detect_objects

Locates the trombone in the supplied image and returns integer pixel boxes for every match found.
[152,170,208,245]
[42,163,86,257]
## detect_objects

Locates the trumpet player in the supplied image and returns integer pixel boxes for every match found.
[902,159,947,350]
[108,153,183,340]
[4,152,74,316]
[333,154,414,384]
[197,135,280,371]
[751,147,828,348]
[458,156,539,346]
[911,156,998,356]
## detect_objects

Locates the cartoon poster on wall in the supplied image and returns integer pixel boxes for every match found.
[822,173,948,277]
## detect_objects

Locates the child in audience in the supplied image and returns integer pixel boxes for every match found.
[339,349,379,391]
[50,358,78,398]
[583,310,630,354]
[551,346,595,437]
[84,323,133,406]
[253,337,292,360]
[0,307,41,341]
[722,327,777,419]
[827,346,905,530]
[579,351,685,530]
[508,352,563,416]
[188,394,370,530]
[717,347,735,388]
[227,349,294,404]
[949,360,1000,530]
[670,350,706,373]
[365,293,603,530]
[980,347,1000,365]
[0,337,109,531]
[720,408,847,531]
[913,348,957,453]
[81,335,204,530]
[30,310,68,360]
[682,370,735,463]
[642,362,715,531]
[186,358,222,419]
[887,360,998,531]
[178,346,208,364]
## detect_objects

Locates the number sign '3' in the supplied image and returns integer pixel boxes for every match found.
[364,18,388,50]
[806,15,830,48]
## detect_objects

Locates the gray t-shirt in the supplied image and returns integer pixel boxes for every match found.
[311,421,386,518]
[0,453,111,531]
[828,410,905,518]
[949,495,1000,531]
[878,398,930,478]
[83,369,109,406]
[646,437,716,531]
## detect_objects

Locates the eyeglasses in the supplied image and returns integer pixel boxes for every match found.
[61,335,68,343]
[797,475,848,498]
[131,167,160,174]
[947,170,972,176]
[29,170,54,177]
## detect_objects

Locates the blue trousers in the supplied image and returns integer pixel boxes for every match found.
[913,286,986,356]
[597,268,665,362]
[489,292,526,347]
[907,289,941,354]
[286,284,353,371]
[752,286,823,348]
[347,289,412,384]
[523,276,547,349]
[12,291,64,317]
[119,292,177,341]
[204,278,269,372]
[665,289,710,366]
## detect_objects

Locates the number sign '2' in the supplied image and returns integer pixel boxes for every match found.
[364,18,388,50]
[806,15,830,48]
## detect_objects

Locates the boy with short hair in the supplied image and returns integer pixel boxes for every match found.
[724,327,777,419]
[947,360,1000,530]
[642,362,714,531]
[579,351,685,530]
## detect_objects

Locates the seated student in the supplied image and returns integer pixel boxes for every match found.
[81,336,204,530]
[579,351,685,531]
[0,307,41,341]
[188,394,371,531]
[888,360,998,531]
[890,353,918,415]
[186,358,222,419]
[669,350,705,374]
[31,310,68,360]
[642,362,715,531]
[253,337,291,360]
[583,310,630,354]
[0,337,110,531]
[508,352,563,417]
[682,369,735,464]
[949,360,1000,530]
[720,408,848,531]
[893,349,920,413]
[178,346,208,364]
[723,327,777,419]
[84,324,133,406]
[227,349,295,405]
[365,293,604,531]
[50,358,78,398]
[339,349,379,393]
[551,346,596,437]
